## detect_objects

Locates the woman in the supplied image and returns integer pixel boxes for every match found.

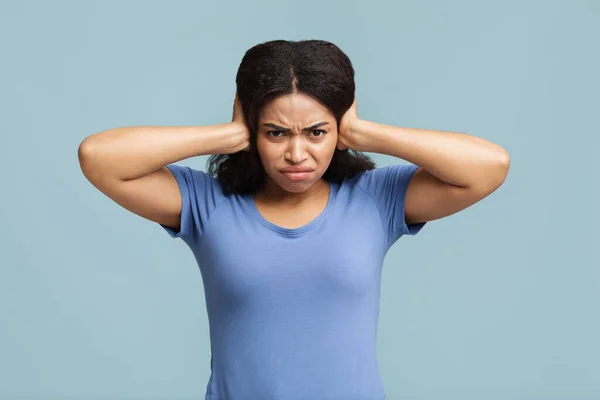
[78,39,510,400]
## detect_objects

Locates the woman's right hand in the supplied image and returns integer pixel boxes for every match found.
[231,92,251,152]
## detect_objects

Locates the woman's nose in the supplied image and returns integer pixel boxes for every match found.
[285,136,308,163]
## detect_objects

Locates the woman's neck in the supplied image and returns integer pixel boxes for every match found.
[254,178,330,207]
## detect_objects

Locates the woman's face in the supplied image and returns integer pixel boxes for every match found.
[256,92,338,195]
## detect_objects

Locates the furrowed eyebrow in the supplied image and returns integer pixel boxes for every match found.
[262,121,330,132]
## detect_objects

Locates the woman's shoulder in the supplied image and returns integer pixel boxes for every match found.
[341,163,419,197]
[166,163,228,199]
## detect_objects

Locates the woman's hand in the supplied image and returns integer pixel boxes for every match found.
[338,98,361,151]
[231,92,251,152]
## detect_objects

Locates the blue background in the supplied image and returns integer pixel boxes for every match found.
[1,0,598,399]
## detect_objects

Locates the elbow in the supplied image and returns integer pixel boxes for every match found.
[78,138,93,162]
[78,137,93,164]
[471,148,510,194]
[488,149,511,191]
[497,148,511,181]
[498,146,511,167]
[78,136,103,180]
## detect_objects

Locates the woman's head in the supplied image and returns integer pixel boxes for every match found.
[208,39,375,195]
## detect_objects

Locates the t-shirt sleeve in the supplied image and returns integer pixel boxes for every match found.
[356,163,426,246]
[160,164,223,242]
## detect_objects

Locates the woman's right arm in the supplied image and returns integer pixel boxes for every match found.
[77,122,249,231]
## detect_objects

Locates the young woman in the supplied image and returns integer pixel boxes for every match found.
[78,39,510,400]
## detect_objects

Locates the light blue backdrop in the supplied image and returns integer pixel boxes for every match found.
[1,1,598,399]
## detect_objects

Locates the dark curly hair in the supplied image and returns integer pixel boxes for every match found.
[207,39,376,195]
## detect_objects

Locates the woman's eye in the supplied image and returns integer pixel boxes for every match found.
[267,130,326,138]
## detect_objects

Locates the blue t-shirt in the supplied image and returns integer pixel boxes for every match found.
[161,163,425,400]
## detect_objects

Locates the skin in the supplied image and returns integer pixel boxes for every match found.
[254,92,339,209]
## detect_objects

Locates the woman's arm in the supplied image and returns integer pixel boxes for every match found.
[348,119,510,224]
[78,123,248,181]
[77,122,248,230]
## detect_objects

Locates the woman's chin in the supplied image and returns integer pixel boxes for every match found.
[275,176,321,193]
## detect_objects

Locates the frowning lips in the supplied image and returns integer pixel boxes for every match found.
[279,166,314,173]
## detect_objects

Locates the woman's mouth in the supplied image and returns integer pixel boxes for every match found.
[281,171,312,181]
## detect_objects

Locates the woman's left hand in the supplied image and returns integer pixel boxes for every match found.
[338,98,361,151]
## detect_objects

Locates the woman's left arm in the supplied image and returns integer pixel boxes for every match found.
[346,119,511,225]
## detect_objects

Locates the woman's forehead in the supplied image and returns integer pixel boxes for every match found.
[260,93,332,122]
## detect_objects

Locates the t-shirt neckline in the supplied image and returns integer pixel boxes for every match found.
[245,181,337,236]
